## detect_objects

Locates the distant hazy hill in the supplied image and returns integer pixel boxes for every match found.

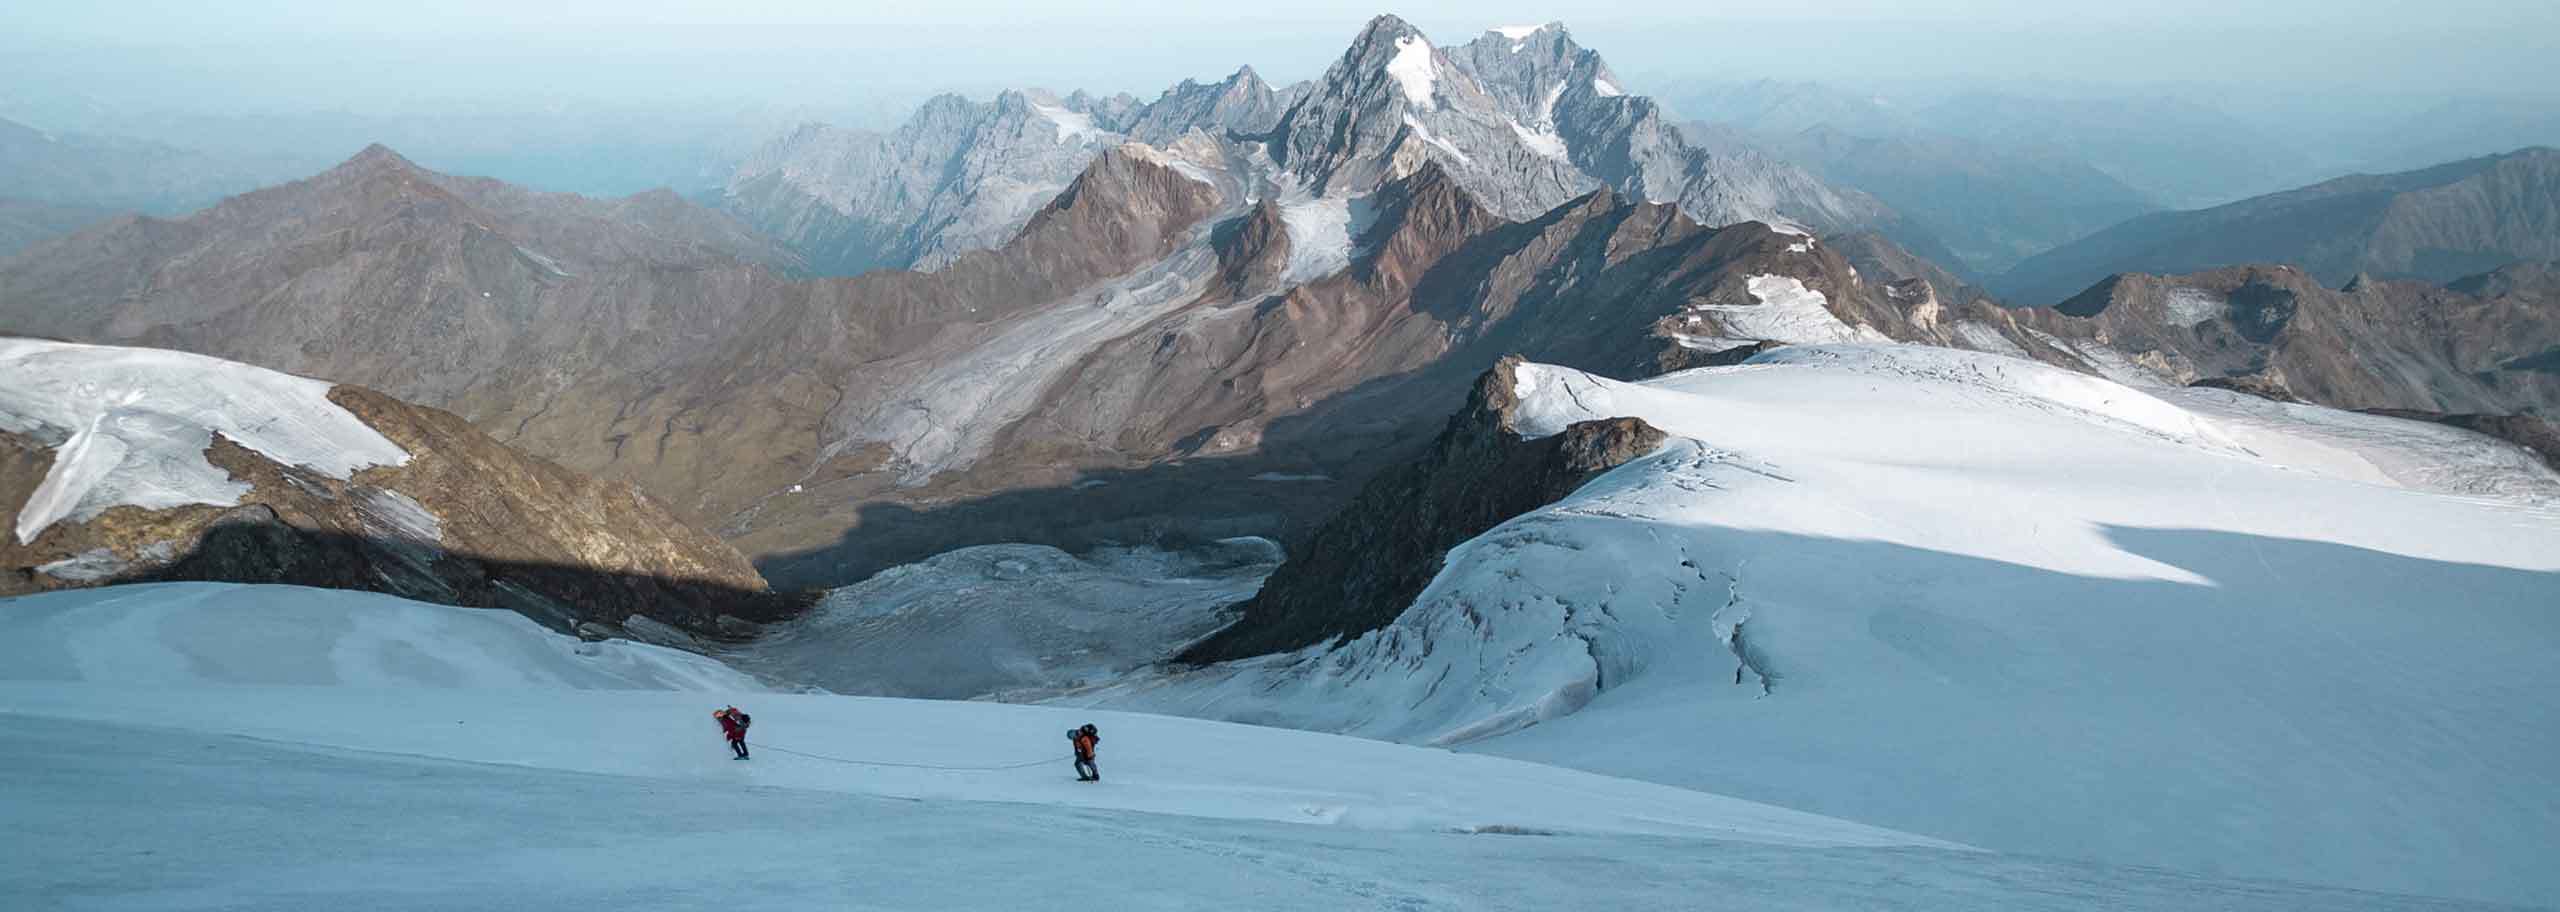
[1994,148,2560,306]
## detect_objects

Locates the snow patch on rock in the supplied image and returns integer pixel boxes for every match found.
[1508,119,1569,160]
[1400,115,1474,166]
[1674,275,1891,350]
[1280,195,1355,282]
[1029,101,1102,143]
[0,340,411,544]
[2164,286,2227,325]
[1388,35,1439,110]
[1952,321,2029,358]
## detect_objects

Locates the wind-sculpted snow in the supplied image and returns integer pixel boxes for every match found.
[1083,344,2560,905]
[0,340,409,544]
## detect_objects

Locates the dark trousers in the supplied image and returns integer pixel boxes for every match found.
[1074,756,1098,780]
[730,737,750,758]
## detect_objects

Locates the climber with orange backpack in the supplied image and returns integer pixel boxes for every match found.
[1068,723,1100,782]
[714,706,752,760]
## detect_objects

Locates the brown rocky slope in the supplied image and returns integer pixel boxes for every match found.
[1,342,792,637]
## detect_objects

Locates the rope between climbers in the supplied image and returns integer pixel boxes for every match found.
[749,741,1057,771]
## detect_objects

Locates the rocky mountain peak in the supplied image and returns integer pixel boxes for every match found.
[1180,355,1666,662]
[335,143,419,173]
[1224,65,1267,94]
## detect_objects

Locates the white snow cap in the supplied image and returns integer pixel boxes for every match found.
[1028,100,1102,143]
[1491,23,1556,50]
[1593,76,1625,98]
[1387,35,1438,110]
[0,340,410,544]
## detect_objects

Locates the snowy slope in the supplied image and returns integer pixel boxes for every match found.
[0,582,1942,847]
[1080,345,2560,906]
[0,583,758,692]
[10,722,2503,912]
[3,581,2516,910]
[0,339,409,544]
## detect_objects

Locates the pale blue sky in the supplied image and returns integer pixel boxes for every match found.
[3,1,2553,125]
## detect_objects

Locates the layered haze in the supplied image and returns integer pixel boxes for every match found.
[4,1,2552,203]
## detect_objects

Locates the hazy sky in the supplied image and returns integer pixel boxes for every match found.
[6,0,2554,125]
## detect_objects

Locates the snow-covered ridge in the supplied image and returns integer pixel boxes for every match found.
[1086,344,2560,904]
[1670,274,1893,352]
[0,340,410,544]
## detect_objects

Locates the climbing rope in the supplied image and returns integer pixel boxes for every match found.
[748,741,1058,772]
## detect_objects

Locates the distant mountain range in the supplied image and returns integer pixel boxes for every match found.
[5,15,2554,597]
[1672,80,2318,210]
[0,198,116,259]
[1993,147,2560,306]
[1733,122,2160,275]
[720,20,1949,278]
[0,116,261,214]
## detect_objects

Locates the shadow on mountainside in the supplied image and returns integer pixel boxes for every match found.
[10,519,815,642]
[748,351,1531,590]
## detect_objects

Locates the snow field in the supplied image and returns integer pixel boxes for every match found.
[7,720,2497,912]
[1083,344,2560,905]
[0,582,1946,848]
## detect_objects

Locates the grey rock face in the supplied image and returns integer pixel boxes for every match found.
[726,16,1910,279]
[723,90,1139,275]
[1122,67,1294,146]
[2023,263,2560,416]
[0,145,800,413]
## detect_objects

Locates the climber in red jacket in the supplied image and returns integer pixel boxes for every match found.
[715,706,752,760]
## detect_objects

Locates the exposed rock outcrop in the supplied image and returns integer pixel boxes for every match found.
[1181,357,1663,662]
[1,343,792,636]
[2014,263,2560,416]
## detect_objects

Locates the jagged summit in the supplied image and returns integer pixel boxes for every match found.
[724,14,1913,275]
